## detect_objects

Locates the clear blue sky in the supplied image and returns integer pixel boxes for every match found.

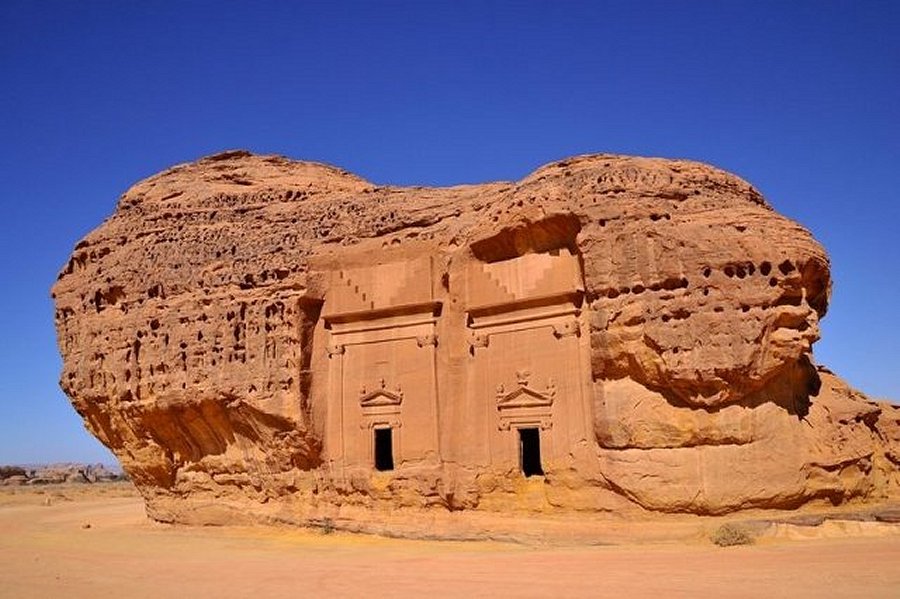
[1,1,897,464]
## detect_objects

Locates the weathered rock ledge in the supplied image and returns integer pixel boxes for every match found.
[52,151,900,529]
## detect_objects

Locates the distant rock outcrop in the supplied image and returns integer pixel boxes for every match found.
[52,152,900,527]
[0,463,125,486]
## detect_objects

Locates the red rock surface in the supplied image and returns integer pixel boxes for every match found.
[52,151,900,526]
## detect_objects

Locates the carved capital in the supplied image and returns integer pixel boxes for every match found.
[468,332,490,350]
[416,334,438,348]
[552,320,580,339]
[326,343,345,357]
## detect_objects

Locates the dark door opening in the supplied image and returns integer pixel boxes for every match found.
[518,427,544,477]
[374,428,394,471]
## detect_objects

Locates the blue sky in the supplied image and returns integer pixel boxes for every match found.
[0,1,897,464]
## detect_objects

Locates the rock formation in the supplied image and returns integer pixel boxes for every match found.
[0,463,125,485]
[52,151,900,527]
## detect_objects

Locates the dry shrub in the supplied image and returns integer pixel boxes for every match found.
[711,523,754,547]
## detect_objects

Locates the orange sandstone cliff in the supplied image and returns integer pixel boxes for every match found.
[52,152,900,526]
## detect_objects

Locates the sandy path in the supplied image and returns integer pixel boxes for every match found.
[1,490,899,598]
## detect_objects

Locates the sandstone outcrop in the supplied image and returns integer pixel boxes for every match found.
[0,463,125,486]
[52,151,900,527]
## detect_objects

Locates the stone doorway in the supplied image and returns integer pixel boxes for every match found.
[374,428,394,471]
[518,427,543,477]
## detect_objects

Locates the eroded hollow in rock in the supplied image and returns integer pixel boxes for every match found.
[470,213,581,263]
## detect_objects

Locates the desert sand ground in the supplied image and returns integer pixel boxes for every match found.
[1,484,899,598]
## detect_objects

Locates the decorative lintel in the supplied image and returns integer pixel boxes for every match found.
[499,417,553,431]
[496,370,556,409]
[360,418,402,430]
[359,377,403,407]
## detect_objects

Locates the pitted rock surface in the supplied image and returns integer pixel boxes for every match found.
[52,151,899,526]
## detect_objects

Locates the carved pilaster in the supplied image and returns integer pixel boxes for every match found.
[326,343,345,358]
